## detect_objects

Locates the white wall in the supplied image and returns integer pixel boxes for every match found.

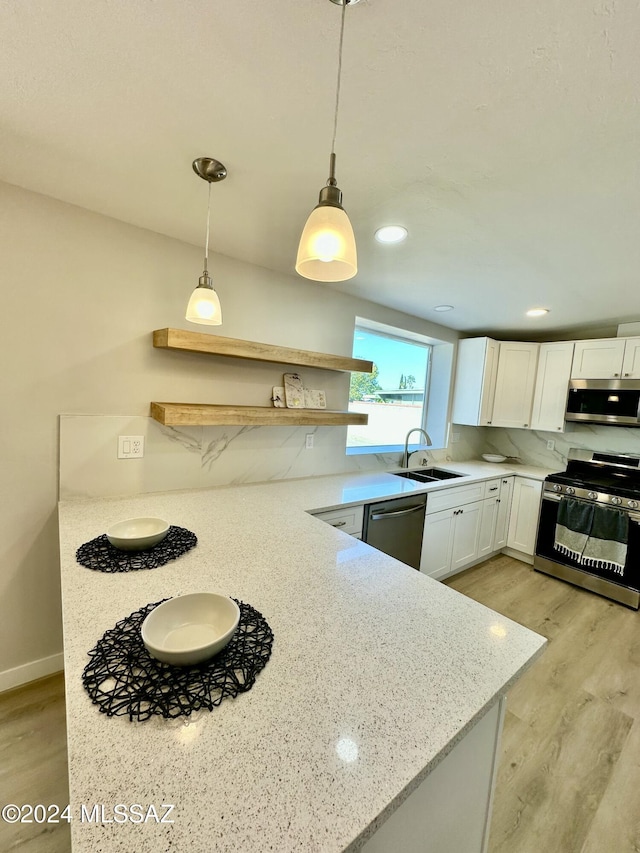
[0,180,462,689]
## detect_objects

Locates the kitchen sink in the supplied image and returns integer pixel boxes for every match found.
[393,468,466,484]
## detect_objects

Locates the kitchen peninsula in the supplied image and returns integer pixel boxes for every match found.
[58,466,546,852]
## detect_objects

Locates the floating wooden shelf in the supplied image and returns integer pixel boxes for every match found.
[153,328,373,374]
[150,403,369,427]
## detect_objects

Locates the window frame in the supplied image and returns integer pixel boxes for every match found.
[346,320,435,455]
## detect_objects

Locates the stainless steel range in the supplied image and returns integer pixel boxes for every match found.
[534,448,640,608]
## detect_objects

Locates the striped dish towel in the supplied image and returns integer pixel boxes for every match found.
[554,498,628,576]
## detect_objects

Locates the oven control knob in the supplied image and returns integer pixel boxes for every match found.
[566,487,575,495]
[628,500,639,510]
[588,491,598,500]
[552,484,562,492]
[611,497,622,506]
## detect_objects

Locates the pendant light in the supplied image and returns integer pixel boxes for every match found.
[295,0,360,283]
[185,157,227,325]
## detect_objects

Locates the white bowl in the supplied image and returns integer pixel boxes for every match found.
[106,517,170,551]
[141,593,240,666]
[482,453,507,463]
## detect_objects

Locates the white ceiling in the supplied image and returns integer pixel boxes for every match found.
[3,0,640,335]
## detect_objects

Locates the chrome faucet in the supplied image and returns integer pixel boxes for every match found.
[402,428,432,468]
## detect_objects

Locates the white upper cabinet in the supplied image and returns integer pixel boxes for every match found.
[621,339,640,378]
[491,342,540,428]
[451,337,499,426]
[530,342,575,432]
[452,338,538,429]
[571,338,629,379]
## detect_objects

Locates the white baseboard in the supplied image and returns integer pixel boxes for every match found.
[0,653,64,694]
[501,547,534,565]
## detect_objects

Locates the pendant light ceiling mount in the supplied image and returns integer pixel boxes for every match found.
[192,157,227,183]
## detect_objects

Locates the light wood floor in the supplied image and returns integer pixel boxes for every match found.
[0,673,70,852]
[447,554,640,853]
[2,557,639,852]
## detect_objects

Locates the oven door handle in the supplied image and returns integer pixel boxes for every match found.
[543,491,640,522]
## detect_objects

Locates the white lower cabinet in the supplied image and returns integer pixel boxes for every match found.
[310,505,363,538]
[422,509,457,577]
[477,494,499,559]
[506,477,543,558]
[421,502,482,579]
[421,478,508,580]
[493,476,514,551]
[451,502,483,570]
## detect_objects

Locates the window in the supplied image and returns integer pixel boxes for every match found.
[347,322,431,451]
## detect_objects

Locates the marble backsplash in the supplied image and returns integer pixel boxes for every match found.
[64,412,640,501]
[59,415,484,500]
[478,422,640,469]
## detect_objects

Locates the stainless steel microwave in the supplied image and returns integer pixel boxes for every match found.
[566,379,640,426]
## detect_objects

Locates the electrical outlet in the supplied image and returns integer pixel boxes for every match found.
[546,439,555,451]
[305,433,314,449]
[118,435,144,459]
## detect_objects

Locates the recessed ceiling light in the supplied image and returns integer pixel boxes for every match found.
[433,305,454,312]
[526,308,549,317]
[375,225,408,244]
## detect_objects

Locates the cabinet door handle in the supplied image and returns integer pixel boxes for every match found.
[625,373,630,377]
[331,520,347,527]
[488,486,498,491]
[614,373,620,377]
[496,498,501,503]
[524,423,528,427]
[502,479,509,484]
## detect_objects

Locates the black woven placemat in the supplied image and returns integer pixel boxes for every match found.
[82,599,274,721]
[76,526,197,573]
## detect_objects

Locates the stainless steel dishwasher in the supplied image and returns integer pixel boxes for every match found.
[363,493,427,569]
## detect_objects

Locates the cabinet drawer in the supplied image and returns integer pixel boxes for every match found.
[484,478,501,497]
[312,505,364,537]
[426,482,486,514]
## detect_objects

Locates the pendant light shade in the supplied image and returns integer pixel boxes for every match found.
[185,274,222,325]
[296,0,359,283]
[186,157,226,326]
[295,170,357,282]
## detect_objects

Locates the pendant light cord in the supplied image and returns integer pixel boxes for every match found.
[204,181,211,274]
[330,0,347,157]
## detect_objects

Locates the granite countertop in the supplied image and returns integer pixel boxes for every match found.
[301,458,559,513]
[58,461,548,852]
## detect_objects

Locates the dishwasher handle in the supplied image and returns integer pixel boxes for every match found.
[369,503,426,521]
